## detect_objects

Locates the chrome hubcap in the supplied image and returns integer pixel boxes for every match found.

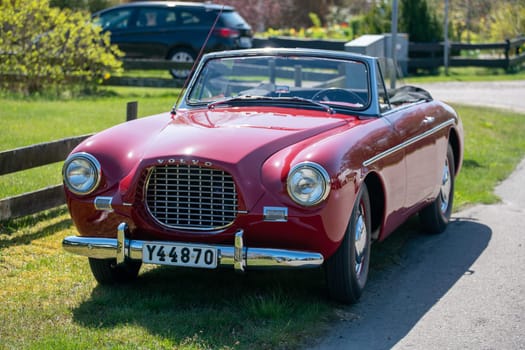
[439,158,451,214]
[354,206,368,276]
[170,52,194,78]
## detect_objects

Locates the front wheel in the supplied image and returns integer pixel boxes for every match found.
[419,144,455,234]
[325,184,372,304]
[88,258,142,285]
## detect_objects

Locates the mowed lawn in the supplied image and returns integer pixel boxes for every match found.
[1,86,525,349]
[0,87,178,197]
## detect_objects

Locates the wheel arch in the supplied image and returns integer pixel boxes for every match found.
[363,171,385,241]
[448,127,461,177]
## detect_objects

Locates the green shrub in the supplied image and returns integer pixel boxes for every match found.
[400,0,442,42]
[0,0,122,95]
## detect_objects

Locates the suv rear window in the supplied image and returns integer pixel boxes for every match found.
[219,11,249,27]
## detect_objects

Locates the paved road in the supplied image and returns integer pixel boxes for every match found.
[307,81,525,350]
[417,80,525,112]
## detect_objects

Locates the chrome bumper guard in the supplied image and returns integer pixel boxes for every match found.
[62,223,324,272]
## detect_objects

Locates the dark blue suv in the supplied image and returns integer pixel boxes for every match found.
[93,1,253,78]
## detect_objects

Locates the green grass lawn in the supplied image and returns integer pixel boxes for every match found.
[0,207,332,350]
[1,84,525,349]
[454,105,525,206]
[0,87,179,197]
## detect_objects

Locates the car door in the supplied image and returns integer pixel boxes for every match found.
[121,7,174,59]
[95,8,140,57]
[373,60,442,213]
[382,96,442,210]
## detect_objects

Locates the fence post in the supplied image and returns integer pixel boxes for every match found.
[294,65,302,87]
[126,101,138,121]
[504,39,511,71]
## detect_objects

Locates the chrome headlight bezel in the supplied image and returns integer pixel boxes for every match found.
[286,162,331,206]
[62,152,101,195]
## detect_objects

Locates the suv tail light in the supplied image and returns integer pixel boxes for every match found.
[213,28,240,38]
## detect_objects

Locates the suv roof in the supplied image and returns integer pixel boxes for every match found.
[105,1,235,11]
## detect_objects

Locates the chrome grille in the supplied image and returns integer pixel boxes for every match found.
[145,165,237,230]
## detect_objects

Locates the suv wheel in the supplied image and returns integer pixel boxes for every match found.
[169,48,195,79]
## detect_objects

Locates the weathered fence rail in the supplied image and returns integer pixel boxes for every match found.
[0,102,138,221]
[0,135,90,221]
[408,36,525,71]
[104,60,191,88]
[254,36,525,73]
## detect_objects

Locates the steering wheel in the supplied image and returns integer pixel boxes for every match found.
[312,88,366,106]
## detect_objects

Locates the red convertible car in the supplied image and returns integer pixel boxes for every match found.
[62,48,463,303]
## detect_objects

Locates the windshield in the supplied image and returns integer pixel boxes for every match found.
[187,55,370,110]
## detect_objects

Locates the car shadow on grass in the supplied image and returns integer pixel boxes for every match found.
[71,216,490,349]
[72,259,331,348]
[0,207,71,249]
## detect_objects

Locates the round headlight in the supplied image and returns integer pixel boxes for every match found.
[63,153,101,195]
[287,162,331,206]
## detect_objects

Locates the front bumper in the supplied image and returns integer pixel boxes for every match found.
[62,223,324,272]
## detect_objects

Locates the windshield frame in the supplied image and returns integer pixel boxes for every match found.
[183,50,372,114]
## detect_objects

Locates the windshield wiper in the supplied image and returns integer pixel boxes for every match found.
[207,95,267,109]
[286,96,335,114]
[207,95,334,114]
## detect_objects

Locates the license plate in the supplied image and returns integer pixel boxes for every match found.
[239,36,252,48]
[143,243,218,269]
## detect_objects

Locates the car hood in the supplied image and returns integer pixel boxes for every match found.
[141,107,349,165]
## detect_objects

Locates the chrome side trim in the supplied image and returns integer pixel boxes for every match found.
[62,224,324,270]
[363,119,455,167]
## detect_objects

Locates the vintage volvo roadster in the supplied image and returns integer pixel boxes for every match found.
[62,48,463,303]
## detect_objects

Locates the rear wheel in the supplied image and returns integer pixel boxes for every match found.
[419,144,455,234]
[168,48,195,79]
[325,184,371,304]
[88,258,142,284]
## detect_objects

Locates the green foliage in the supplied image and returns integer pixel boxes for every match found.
[400,0,442,42]
[0,0,122,95]
[259,25,351,40]
[489,2,525,41]
[361,1,392,35]
[308,12,322,28]
[258,7,355,40]
[50,0,116,13]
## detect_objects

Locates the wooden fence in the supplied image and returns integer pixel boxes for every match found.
[97,36,525,88]
[104,60,190,88]
[0,102,138,221]
[408,36,525,71]
[254,36,525,73]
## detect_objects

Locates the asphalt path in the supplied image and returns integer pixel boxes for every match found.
[307,81,525,350]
